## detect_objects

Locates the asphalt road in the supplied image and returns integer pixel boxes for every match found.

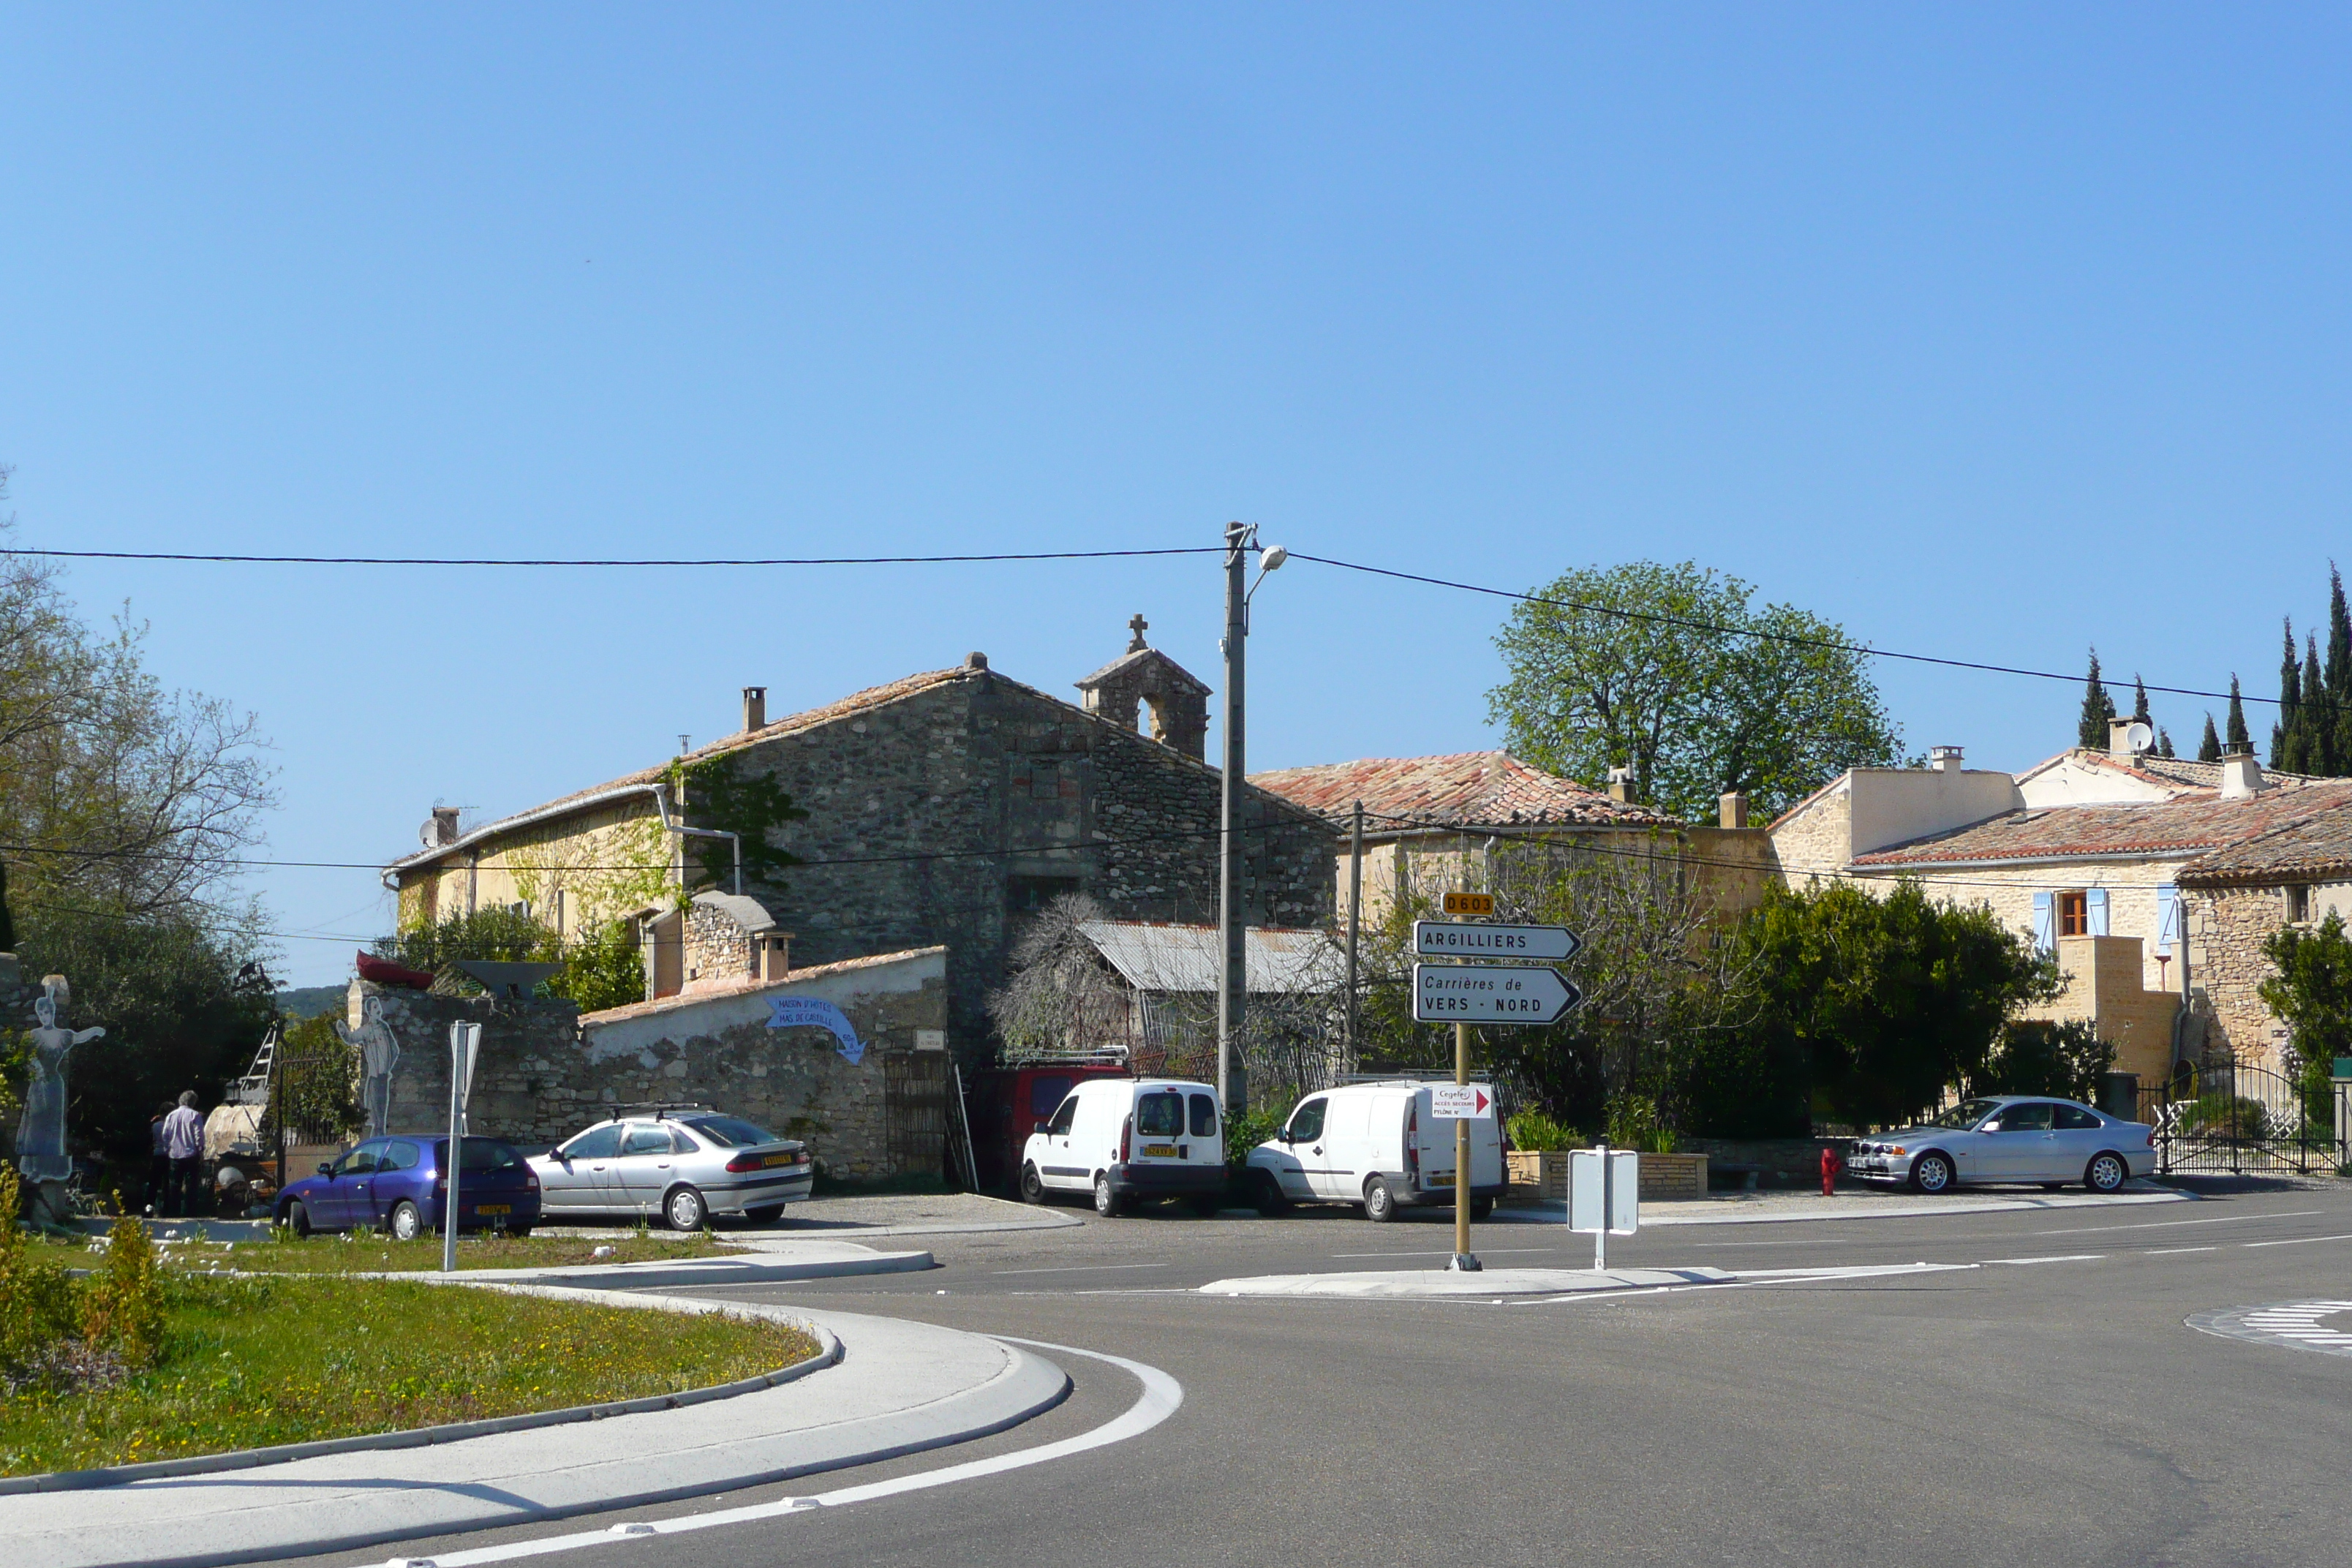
[280,1180,2352,1568]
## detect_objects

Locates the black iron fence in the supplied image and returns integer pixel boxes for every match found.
[2136,1061,2340,1176]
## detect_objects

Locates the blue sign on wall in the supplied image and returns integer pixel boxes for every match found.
[766,995,864,1064]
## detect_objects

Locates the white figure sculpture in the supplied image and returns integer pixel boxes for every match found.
[336,996,402,1140]
[18,976,103,1186]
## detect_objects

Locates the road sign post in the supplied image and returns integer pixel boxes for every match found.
[1411,911,1583,1273]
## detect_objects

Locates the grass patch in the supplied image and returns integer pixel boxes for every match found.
[181,1229,735,1274]
[0,1273,820,1477]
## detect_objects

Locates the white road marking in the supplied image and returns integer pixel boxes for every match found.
[2144,1246,2220,1255]
[2242,1233,2352,1248]
[368,1338,1183,1568]
[2035,1208,2323,1237]
[1329,1247,1556,1258]
[1982,1254,2105,1265]
[2190,1300,2352,1357]
[990,1262,1170,1276]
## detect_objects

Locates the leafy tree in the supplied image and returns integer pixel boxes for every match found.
[1967,1019,2115,1104]
[2198,713,2222,763]
[1488,561,1901,821]
[2077,649,2117,750]
[376,906,646,1011]
[2258,913,2352,1072]
[1733,880,2061,1129]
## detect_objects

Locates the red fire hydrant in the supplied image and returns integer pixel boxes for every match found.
[1820,1145,1842,1196]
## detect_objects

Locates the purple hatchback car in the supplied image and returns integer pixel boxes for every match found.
[274,1135,542,1240]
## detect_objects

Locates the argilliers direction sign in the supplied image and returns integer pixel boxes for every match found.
[1412,919,1582,962]
[1412,962,1582,1024]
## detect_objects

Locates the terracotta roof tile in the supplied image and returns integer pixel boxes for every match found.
[1249,751,1676,829]
[1852,780,2352,867]
[2177,799,2352,886]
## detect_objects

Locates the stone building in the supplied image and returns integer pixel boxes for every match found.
[1249,750,1777,929]
[2175,798,2352,1072]
[1768,720,2352,1079]
[384,631,1337,1068]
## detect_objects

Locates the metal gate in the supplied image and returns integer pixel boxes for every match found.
[2136,1061,2340,1176]
[266,1024,361,1186]
[884,1052,949,1178]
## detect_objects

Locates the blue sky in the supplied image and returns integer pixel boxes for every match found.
[4,5,2347,984]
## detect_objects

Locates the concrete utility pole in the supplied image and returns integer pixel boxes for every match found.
[1345,801,1364,1062]
[1218,522,1252,1117]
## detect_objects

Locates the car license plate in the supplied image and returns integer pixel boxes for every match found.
[476,1203,511,1215]
[1144,1144,1179,1158]
[1425,1172,1455,1187]
[762,1154,800,1168]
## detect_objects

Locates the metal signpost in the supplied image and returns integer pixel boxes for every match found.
[442,1021,480,1274]
[1411,908,1583,1272]
[1568,1145,1640,1270]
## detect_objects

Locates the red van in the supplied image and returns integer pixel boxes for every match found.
[970,1058,1133,1194]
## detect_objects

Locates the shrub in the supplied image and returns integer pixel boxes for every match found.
[0,1169,78,1381]
[79,1210,166,1369]
[1506,1109,1580,1151]
[1605,1095,1678,1155]
[2179,1093,2269,1141]
[1223,1104,1284,1170]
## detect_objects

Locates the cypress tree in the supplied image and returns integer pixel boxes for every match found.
[2198,712,2222,762]
[2304,633,2331,774]
[2132,675,2152,727]
[2157,726,2175,758]
[2228,675,2252,755]
[2275,619,2301,769]
[2330,563,2352,772]
[2077,649,2117,750]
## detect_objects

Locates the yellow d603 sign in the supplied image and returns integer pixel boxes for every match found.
[1441,892,1495,916]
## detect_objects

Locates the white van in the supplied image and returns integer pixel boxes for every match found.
[1019,1077,1226,1217]
[1245,1081,1506,1222]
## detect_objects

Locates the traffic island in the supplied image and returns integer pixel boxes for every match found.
[1199,1265,1735,1298]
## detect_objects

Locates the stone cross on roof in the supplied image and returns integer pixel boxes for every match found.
[1128,614,1149,652]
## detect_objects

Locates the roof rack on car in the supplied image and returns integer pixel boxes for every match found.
[608,1102,712,1118]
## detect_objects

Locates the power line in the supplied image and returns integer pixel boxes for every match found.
[1,546,1226,568]
[1291,550,2301,711]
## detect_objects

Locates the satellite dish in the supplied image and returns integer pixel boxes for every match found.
[2125,721,2155,754]
[420,819,444,848]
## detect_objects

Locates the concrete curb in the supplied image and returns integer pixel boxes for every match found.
[0,1295,1071,1568]
[0,1308,843,1496]
[413,1246,936,1288]
[1492,1186,2193,1229]
[1201,1265,1735,1299]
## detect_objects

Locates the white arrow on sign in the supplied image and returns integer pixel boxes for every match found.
[1411,962,1583,1025]
[1431,1083,1494,1120]
[1412,919,1583,962]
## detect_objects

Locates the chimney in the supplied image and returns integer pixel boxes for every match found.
[1930,745,1964,774]
[1719,791,1749,829]
[965,651,989,671]
[1607,765,1635,804]
[2220,745,2261,799]
[2108,716,2142,758]
[429,807,461,845]
[742,686,766,732]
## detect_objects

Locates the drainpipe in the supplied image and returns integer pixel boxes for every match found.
[653,783,742,896]
[1345,802,1363,1063]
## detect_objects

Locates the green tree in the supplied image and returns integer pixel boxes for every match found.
[1733,880,2061,1129]
[2274,619,2301,769]
[666,753,807,892]
[2131,674,2152,728]
[2077,649,2117,750]
[2198,713,2222,763]
[376,905,646,1011]
[2304,634,2332,774]
[2157,727,2175,758]
[2330,565,2352,769]
[1488,561,1902,821]
[2229,674,2253,757]
[1967,1019,2115,1104]
[2258,913,2352,1071]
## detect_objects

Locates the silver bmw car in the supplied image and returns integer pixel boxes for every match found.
[527,1108,815,1229]
[1846,1095,2157,1194]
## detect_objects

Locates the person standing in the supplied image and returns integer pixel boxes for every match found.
[162,1091,206,1218]
[146,1102,173,1215]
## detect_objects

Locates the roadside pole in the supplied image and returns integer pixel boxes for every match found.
[442,1020,479,1274]
[1454,1019,1472,1268]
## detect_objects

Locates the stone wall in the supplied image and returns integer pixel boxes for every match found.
[2187,885,2293,1069]
[357,943,951,1182]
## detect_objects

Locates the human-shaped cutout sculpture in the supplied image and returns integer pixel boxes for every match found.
[18,976,104,1186]
[336,996,402,1140]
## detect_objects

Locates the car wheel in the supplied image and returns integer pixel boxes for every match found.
[663,1185,709,1231]
[1470,1195,1496,1221]
[388,1200,424,1243]
[1253,1170,1291,1218]
[2085,1153,2127,1194]
[1020,1163,1047,1205]
[1910,1153,1955,1194]
[282,1200,312,1238]
[1363,1177,1398,1223]
[744,1204,785,1224]
[1093,1174,1127,1218]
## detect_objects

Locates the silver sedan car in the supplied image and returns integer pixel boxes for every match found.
[1846,1095,2157,1194]
[527,1109,814,1229]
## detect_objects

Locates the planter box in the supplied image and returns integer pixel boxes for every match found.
[1506,1150,1710,1202]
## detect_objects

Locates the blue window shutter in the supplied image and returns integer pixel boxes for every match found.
[2032,891,2055,952]
[2087,888,2110,937]
[2156,884,2179,954]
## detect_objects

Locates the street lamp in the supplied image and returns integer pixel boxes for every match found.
[1218,524,1284,1117]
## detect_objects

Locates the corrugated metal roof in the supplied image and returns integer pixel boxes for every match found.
[1077,921,1331,995]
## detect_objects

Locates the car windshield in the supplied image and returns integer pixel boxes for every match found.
[436,1137,524,1172]
[683,1115,780,1148]
[1926,1099,2005,1129]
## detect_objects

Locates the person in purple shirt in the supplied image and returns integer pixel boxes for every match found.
[161,1092,205,1218]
